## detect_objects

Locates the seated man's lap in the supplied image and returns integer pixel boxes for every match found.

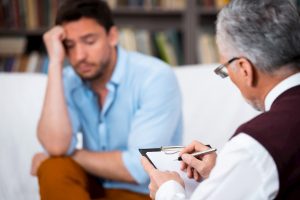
[38,157,150,200]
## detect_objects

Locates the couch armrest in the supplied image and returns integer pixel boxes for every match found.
[0,73,46,200]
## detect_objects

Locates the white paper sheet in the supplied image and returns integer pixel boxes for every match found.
[146,151,198,197]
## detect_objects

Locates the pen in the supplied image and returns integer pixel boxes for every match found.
[177,148,217,161]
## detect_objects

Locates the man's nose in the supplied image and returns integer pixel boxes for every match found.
[74,45,87,62]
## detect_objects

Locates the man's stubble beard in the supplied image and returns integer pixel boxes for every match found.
[74,50,112,82]
[79,60,110,82]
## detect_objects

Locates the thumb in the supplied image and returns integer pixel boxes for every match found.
[181,153,202,170]
[141,156,155,175]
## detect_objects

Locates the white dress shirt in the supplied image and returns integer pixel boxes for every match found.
[155,72,300,200]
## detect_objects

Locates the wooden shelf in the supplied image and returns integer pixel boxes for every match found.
[113,7,183,30]
[113,7,184,16]
[0,28,48,36]
[198,7,220,15]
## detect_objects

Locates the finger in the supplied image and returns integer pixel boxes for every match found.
[149,191,155,200]
[179,143,195,156]
[179,140,207,156]
[30,154,39,176]
[180,161,187,171]
[193,168,200,182]
[202,152,217,163]
[32,153,49,176]
[182,153,217,179]
[149,182,157,199]
[198,152,217,178]
[182,153,204,171]
[141,156,155,175]
[30,164,36,176]
[187,166,193,178]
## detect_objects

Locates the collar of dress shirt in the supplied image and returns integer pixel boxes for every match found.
[264,72,300,111]
[110,45,127,86]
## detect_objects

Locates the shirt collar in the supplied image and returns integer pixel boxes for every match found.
[264,72,300,111]
[109,46,127,86]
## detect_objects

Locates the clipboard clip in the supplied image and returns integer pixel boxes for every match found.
[161,144,212,155]
[160,145,185,154]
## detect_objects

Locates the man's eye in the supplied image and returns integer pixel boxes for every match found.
[64,42,74,49]
[86,40,95,45]
[84,37,97,45]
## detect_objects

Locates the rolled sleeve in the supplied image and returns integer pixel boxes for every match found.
[122,150,149,184]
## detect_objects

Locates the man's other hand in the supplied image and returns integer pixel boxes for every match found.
[43,26,67,66]
[31,152,49,176]
[141,156,184,199]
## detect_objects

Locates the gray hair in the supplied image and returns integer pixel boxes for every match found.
[216,0,300,73]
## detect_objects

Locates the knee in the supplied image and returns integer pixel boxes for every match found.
[37,156,84,184]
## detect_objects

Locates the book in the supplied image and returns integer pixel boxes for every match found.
[154,31,178,66]
[18,0,26,28]
[11,55,21,72]
[0,2,4,27]
[0,57,5,71]
[119,27,137,52]
[0,37,27,55]
[26,0,38,29]
[18,54,29,72]
[135,29,153,56]
[26,51,40,72]
[197,28,219,64]
[214,0,230,9]
[3,57,15,72]
[41,56,49,74]
[166,30,184,65]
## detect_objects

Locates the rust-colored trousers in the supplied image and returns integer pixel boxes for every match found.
[37,157,151,200]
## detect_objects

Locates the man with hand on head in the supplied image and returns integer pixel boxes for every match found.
[30,0,182,199]
[142,0,300,199]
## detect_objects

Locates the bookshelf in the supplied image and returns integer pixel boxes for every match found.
[0,0,231,73]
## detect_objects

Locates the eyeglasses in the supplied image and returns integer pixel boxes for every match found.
[214,57,240,78]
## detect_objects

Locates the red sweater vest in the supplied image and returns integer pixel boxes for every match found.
[234,85,300,199]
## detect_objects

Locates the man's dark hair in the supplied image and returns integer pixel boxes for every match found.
[55,0,114,32]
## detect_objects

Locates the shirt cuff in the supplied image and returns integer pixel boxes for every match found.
[66,135,77,156]
[156,180,186,200]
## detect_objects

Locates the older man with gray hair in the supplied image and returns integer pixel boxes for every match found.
[141,0,300,199]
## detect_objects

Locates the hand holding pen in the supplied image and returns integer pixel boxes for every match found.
[179,141,217,182]
[177,148,216,161]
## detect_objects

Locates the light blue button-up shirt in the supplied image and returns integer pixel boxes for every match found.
[62,46,182,193]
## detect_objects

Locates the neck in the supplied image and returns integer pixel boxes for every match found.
[257,67,300,111]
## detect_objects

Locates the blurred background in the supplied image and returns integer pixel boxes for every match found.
[0,0,299,72]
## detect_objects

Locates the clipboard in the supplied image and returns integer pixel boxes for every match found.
[139,148,161,169]
[139,147,198,197]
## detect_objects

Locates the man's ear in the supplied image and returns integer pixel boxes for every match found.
[108,26,119,47]
[236,58,257,87]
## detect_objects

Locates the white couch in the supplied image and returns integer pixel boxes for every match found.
[0,64,259,200]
